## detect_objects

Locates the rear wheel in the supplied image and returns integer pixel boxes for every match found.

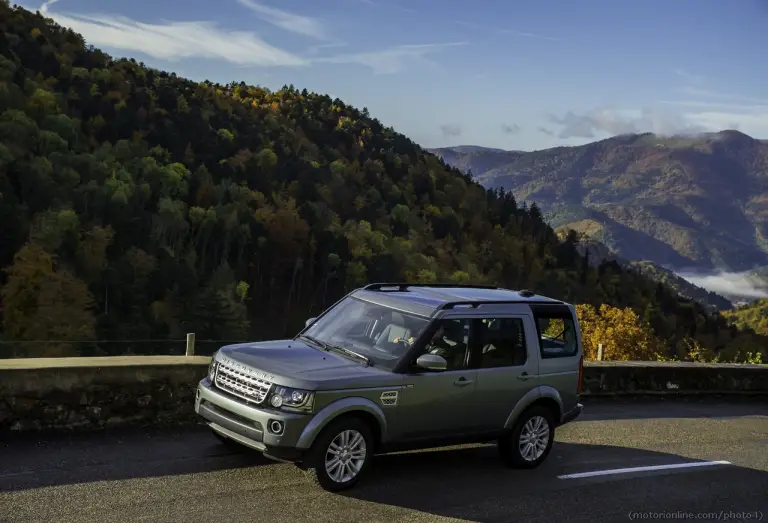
[498,406,555,469]
[302,417,374,492]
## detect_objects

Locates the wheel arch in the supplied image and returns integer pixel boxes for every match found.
[504,385,564,430]
[295,396,387,450]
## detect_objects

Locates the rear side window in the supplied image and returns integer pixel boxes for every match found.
[534,310,578,358]
[472,317,527,368]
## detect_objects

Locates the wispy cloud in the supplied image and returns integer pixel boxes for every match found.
[680,86,768,106]
[236,0,330,41]
[501,123,521,135]
[32,0,307,67]
[25,1,463,76]
[454,21,481,30]
[497,28,558,41]
[538,127,555,136]
[659,100,768,113]
[440,124,462,138]
[316,42,469,74]
[356,0,416,13]
[306,42,348,55]
[674,68,706,85]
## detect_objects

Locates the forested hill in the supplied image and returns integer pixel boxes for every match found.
[0,3,764,361]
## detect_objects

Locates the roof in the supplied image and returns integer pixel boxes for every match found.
[350,283,565,317]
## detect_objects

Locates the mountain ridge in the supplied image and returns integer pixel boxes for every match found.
[430,131,768,273]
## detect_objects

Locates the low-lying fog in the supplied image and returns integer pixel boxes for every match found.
[677,270,768,305]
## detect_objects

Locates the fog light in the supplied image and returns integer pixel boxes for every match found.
[268,420,284,435]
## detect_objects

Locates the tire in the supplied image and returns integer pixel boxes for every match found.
[211,428,247,451]
[498,406,555,469]
[302,416,374,492]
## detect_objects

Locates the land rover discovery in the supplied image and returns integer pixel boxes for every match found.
[194,283,584,491]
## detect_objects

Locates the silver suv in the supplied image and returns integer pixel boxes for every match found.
[195,283,584,491]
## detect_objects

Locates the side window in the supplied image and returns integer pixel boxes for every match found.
[419,318,471,371]
[474,317,528,368]
[535,314,578,358]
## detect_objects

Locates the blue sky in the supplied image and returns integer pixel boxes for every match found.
[17,0,768,151]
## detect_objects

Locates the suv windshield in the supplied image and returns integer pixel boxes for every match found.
[300,296,430,369]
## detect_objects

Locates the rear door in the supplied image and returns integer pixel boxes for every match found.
[530,303,582,414]
[468,312,541,432]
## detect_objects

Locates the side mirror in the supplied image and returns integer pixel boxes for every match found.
[416,353,447,372]
[305,317,317,328]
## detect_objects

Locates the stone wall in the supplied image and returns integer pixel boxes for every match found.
[1,357,766,433]
[582,361,768,396]
[0,356,209,432]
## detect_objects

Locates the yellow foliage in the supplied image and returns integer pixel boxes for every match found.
[576,303,662,361]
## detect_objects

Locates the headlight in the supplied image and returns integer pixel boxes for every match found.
[269,386,314,412]
[208,352,219,380]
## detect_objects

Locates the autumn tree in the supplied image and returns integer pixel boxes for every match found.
[576,303,662,361]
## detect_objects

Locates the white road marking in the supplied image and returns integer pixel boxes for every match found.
[558,460,731,479]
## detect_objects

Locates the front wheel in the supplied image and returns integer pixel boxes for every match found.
[498,406,555,469]
[302,417,374,492]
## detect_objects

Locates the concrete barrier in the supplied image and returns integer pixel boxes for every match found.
[1,357,766,433]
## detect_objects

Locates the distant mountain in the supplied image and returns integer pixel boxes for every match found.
[431,132,768,273]
[427,146,526,178]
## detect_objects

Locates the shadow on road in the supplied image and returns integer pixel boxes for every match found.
[341,442,768,522]
[0,424,273,492]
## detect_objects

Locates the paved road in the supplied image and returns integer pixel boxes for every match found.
[1,398,767,523]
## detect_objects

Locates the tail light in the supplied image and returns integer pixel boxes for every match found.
[577,355,583,394]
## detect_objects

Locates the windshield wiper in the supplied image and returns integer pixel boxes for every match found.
[298,334,371,366]
[324,343,371,366]
[298,334,327,349]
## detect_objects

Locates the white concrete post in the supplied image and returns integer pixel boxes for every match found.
[185,333,196,356]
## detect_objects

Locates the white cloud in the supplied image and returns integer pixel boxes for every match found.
[236,0,330,41]
[546,105,768,140]
[316,42,469,75]
[548,108,693,139]
[32,0,307,67]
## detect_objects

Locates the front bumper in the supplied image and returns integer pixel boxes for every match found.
[195,377,311,461]
[561,403,583,425]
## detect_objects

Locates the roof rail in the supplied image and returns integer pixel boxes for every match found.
[362,282,499,292]
[440,298,563,310]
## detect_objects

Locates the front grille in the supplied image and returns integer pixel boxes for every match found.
[214,361,273,404]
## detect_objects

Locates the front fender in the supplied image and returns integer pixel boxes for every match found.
[503,385,564,429]
[295,396,388,449]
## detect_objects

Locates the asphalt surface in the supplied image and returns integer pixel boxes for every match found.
[1,398,767,523]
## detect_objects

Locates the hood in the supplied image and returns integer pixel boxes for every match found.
[216,339,398,390]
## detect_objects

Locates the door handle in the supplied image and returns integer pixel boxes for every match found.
[517,372,530,381]
[454,377,474,387]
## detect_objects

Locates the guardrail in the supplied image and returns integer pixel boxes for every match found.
[1,357,766,433]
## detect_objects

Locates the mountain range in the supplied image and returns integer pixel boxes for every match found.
[428,131,768,274]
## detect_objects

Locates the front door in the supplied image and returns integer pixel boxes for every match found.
[390,318,480,440]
